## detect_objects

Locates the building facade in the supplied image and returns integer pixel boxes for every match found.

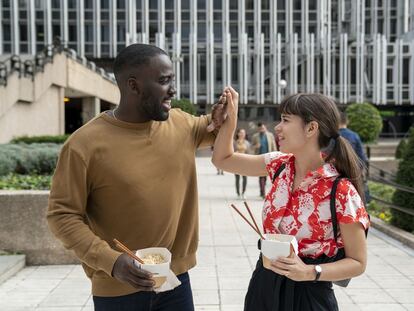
[1,0,414,109]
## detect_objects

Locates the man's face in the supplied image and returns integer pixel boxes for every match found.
[136,54,176,121]
[259,125,266,133]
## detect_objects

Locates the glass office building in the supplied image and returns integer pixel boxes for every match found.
[1,0,414,108]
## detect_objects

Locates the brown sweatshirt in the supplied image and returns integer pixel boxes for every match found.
[47,109,215,297]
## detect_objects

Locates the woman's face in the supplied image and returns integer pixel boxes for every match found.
[237,129,246,139]
[274,114,309,154]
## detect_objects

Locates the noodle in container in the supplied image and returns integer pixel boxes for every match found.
[135,247,171,288]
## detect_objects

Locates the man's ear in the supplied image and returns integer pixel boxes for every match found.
[306,121,319,138]
[127,77,141,94]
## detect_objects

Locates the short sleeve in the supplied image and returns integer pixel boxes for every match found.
[335,179,370,230]
[264,151,292,180]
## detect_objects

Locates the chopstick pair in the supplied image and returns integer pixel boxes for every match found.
[113,238,145,264]
[230,202,265,240]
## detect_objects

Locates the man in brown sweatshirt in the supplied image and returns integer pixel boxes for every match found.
[47,44,225,311]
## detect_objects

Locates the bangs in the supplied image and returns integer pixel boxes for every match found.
[279,94,304,116]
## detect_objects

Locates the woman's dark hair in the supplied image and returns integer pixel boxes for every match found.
[279,93,365,200]
[235,128,248,141]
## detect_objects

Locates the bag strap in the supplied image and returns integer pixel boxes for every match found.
[272,163,286,183]
[330,176,343,243]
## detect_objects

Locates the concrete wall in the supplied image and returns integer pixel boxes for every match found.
[0,53,119,143]
[0,190,79,265]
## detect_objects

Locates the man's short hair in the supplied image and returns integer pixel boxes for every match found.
[113,43,168,81]
[257,122,263,127]
[339,111,348,125]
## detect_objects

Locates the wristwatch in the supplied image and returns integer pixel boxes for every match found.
[313,265,322,282]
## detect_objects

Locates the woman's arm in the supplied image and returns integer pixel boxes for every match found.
[270,222,367,281]
[212,87,267,176]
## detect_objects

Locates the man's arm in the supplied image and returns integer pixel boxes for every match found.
[47,144,155,290]
[47,144,122,275]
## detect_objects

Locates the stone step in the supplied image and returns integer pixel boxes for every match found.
[0,254,26,284]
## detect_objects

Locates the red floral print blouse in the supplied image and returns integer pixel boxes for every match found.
[263,152,370,258]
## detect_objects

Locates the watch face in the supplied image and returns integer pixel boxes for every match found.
[315,265,322,273]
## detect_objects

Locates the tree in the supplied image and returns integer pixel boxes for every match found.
[392,128,414,233]
[171,98,197,116]
[346,103,383,143]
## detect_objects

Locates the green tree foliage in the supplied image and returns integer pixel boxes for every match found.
[346,103,383,143]
[171,98,197,116]
[392,128,414,233]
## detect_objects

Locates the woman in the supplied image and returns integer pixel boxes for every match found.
[212,88,369,311]
[234,128,251,199]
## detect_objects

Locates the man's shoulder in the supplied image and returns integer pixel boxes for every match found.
[64,114,108,149]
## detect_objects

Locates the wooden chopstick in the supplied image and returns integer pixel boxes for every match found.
[230,204,265,240]
[113,239,145,264]
[243,201,265,240]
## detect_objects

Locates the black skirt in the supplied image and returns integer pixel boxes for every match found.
[244,254,340,311]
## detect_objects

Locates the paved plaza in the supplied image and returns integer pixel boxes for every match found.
[0,157,413,310]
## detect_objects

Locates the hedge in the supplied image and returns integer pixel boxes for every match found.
[0,143,61,176]
[392,128,414,233]
[11,135,70,144]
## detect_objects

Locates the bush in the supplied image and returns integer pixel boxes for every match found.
[11,135,70,144]
[0,143,61,175]
[367,181,395,223]
[171,98,196,116]
[395,139,407,159]
[346,103,383,143]
[0,174,51,190]
[392,128,414,233]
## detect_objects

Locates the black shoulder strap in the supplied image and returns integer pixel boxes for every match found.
[330,177,369,243]
[330,176,343,242]
[272,163,286,183]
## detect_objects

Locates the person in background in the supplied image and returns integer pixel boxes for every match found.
[251,123,277,198]
[234,128,251,199]
[339,111,371,203]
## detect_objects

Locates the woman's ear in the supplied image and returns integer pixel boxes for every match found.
[306,121,319,138]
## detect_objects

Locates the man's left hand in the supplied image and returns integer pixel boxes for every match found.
[207,93,228,132]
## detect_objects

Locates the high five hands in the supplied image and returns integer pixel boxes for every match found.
[206,86,239,132]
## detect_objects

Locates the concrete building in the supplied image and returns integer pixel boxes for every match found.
[1,0,414,136]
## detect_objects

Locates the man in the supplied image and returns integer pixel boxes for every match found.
[251,123,277,197]
[339,111,371,202]
[47,44,225,311]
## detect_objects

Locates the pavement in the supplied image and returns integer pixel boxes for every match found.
[0,157,413,311]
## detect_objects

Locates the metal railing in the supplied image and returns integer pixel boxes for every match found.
[367,163,414,217]
[0,38,115,87]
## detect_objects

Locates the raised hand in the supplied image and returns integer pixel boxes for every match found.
[112,253,155,291]
[206,93,228,132]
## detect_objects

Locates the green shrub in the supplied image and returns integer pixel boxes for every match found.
[346,103,383,143]
[171,98,196,115]
[0,143,61,175]
[0,174,51,190]
[395,139,407,159]
[392,128,414,233]
[11,135,70,144]
[367,181,395,223]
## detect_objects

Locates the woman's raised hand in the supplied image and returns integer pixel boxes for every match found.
[224,86,239,124]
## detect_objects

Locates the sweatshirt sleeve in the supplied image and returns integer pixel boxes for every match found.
[47,144,122,276]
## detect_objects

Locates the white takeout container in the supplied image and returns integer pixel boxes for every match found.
[135,247,171,288]
[261,234,298,270]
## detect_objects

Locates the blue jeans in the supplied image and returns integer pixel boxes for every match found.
[93,272,194,311]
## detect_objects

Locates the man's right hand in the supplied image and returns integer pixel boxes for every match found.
[112,253,155,291]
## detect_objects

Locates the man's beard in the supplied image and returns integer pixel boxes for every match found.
[142,98,169,121]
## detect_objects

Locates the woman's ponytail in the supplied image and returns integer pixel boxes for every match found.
[328,136,365,201]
